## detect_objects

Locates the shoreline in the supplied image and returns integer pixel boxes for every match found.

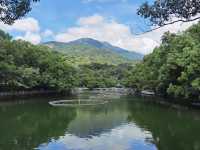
[0,88,135,100]
[0,88,199,109]
[0,90,69,100]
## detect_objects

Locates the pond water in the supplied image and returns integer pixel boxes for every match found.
[0,91,200,150]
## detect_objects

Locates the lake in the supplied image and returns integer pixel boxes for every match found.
[0,90,200,150]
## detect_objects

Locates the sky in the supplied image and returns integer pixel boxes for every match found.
[0,0,199,54]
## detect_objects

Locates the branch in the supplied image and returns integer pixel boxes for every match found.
[135,16,200,35]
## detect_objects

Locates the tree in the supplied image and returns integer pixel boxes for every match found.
[0,0,39,24]
[137,0,200,32]
[0,29,12,40]
[127,22,200,101]
[0,30,80,92]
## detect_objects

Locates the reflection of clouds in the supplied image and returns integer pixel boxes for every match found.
[66,108,128,138]
[37,123,157,150]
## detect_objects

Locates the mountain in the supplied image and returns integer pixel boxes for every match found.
[43,38,143,65]
[68,38,143,60]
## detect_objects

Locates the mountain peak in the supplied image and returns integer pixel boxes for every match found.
[43,38,144,62]
[68,38,105,48]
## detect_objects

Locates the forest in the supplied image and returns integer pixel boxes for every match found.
[0,30,133,92]
[127,22,200,101]
[1,21,200,102]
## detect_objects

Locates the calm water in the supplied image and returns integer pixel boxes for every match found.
[0,91,200,150]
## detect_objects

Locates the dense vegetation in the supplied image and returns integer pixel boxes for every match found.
[2,20,200,102]
[127,22,200,101]
[46,43,131,65]
[77,63,133,89]
[0,30,134,93]
[0,31,79,92]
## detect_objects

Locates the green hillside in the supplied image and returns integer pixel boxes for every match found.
[43,39,142,65]
[0,29,136,92]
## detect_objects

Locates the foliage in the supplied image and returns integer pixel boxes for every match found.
[0,29,136,92]
[0,0,39,24]
[43,41,140,66]
[138,0,200,28]
[77,63,133,89]
[127,23,200,101]
[0,30,78,92]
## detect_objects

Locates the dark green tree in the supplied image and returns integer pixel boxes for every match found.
[0,0,39,24]
[138,0,200,32]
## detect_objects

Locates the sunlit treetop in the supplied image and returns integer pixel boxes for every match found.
[0,0,39,24]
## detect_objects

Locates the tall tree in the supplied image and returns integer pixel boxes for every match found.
[0,0,39,24]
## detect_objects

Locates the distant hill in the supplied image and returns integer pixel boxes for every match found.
[43,38,143,65]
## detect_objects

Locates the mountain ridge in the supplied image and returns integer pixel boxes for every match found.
[43,38,144,65]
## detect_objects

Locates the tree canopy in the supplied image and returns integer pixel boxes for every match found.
[137,0,200,31]
[0,29,135,93]
[0,0,39,24]
[126,22,200,101]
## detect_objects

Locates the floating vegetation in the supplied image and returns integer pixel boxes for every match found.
[49,99,109,107]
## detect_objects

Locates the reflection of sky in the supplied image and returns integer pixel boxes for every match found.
[37,123,157,150]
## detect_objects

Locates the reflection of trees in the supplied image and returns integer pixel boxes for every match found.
[127,100,200,150]
[2,96,200,150]
[67,100,130,138]
[0,103,76,150]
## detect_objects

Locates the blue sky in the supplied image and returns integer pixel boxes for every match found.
[0,0,197,54]
[28,0,151,34]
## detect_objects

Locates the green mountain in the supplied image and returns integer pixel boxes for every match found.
[43,38,143,65]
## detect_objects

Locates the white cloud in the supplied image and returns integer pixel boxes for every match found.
[55,14,157,54]
[55,14,199,54]
[78,15,104,26]
[0,17,42,44]
[0,15,198,54]
[0,17,40,33]
[137,18,200,50]
[42,29,54,38]
[16,32,41,44]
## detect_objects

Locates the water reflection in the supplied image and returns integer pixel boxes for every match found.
[127,100,200,150]
[38,124,156,150]
[37,100,156,150]
[0,102,76,150]
[0,94,200,150]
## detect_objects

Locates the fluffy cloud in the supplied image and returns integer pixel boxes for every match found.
[0,17,40,33]
[138,17,200,48]
[42,29,54,38]
[78,15,104,26]
[0,15,198,53]
[16,32,41,44]
[55,14,199,54]
[55,14,157,54]
[0,17,42,44]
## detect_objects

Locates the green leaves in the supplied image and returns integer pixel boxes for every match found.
[0,0,39,24]
[0,30,135,92]
[127,22,200,101]
[138,0,200,28]
[0,30,78,92]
